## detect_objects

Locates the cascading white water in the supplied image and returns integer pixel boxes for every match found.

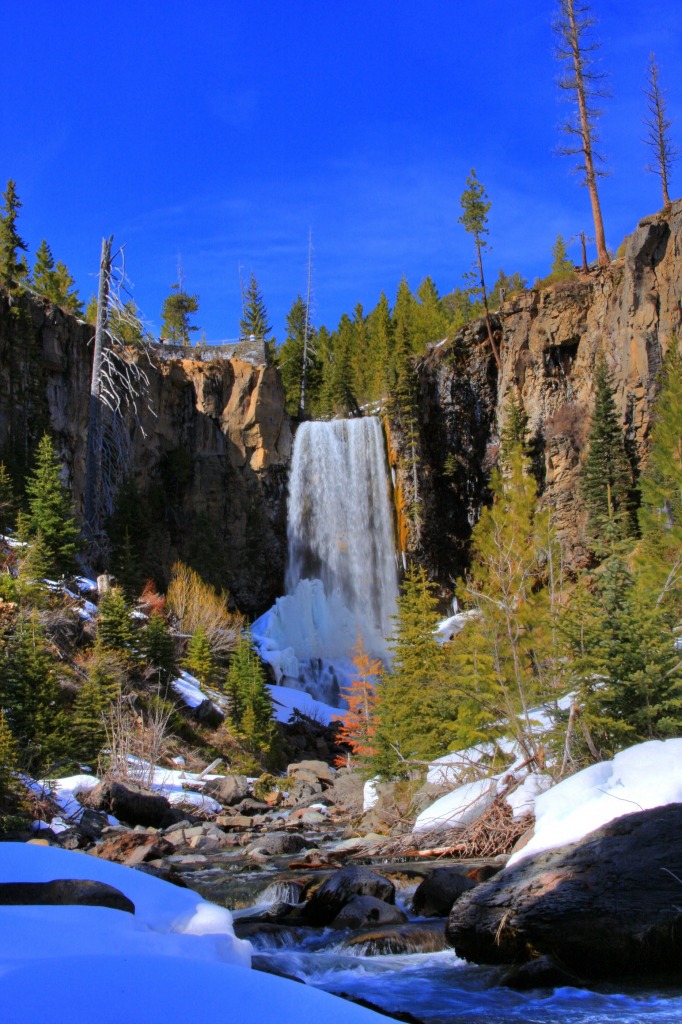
[252,417,398,707]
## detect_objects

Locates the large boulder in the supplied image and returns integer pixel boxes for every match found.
[203,775,250,806]
[304,866,395,926]
[80,781,177,829]
[331,896,407,930]
[446,803,682,979]
[288,760,336,786]
[412,867,477,917]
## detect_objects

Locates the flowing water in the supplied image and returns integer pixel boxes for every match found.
[254,417,398,703]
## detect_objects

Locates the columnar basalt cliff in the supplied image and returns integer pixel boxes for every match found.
[389,201,682,587]
[0,294,291,615]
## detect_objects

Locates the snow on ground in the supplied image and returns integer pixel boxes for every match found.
[507,737,682,867]
[171,670,208,709]
[268,681,343,726]
[0,843,387,1024]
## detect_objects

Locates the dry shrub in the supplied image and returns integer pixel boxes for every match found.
[166,561,243,659]
[544,402,587,449]
[137,579,165,618]
[102,693,171,789]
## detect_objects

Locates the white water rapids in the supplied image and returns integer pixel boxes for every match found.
[253,417,398,706]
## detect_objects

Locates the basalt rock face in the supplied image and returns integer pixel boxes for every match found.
[0,293,291,614]
[394,201,682,585]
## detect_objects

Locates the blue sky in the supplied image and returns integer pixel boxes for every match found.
[2,1,680,342]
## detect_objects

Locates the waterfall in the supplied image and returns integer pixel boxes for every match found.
[252,417,398,707]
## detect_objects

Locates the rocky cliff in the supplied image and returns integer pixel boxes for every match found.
[0,294,291,615]
[391,201,682,587]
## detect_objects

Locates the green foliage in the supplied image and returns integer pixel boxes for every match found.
[277,295,313,416]
[19,434,80,577]
[161,282,199,345]
[32,240,83,314]
[0,180,28,296]
[581,358,637,556]
[487,270,528,311]
[0,613,68,773]
[459,169,491,255]
[451,443,566,759]
[69,676,107,768]
[239,273,272,341]
[550,234,575,278]
[226,629,279,767]
[106,476,152,598]
[140,612,176,692]
[183,625,216,687]
[0,463,16,530]
[0,709,20,806]
[97,587,137,659]
[109,300,146,346]
[372,565,448,777]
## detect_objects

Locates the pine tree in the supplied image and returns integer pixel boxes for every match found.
[459,170,502,370]
[277,295,318,417]
[97,587,137,659]
[413,277,450,350]
[69,676,107,768]
[0,613,67,772]
[226,630,277,765]
[581,358,636,556]
[366,292,394,401]
[140,612,176,692]
[451,441,567,760]
[0,180,28,297]
[32,239,58,299]
[554,0,609,266]
[0,709,20,807]
[0,463,16,530]
[20,434,80,577]
[84,638,127,706]
[160,282,199,345]
[183,625,216,687]
[336,635,382,763]
[643,54,677,210]
[637,341,682,614]
[372,565,448,777]
[239,273,272,341]
[53,261,83,315]
[550,235,575,278]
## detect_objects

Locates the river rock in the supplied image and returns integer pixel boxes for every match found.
[342,920,447,955]
[0,879,134,914]
[246,833,309,856]
[446,803,682,979]
[203,775,250,805]
[288,760,336,786]
[89,832,175,866]
[80,781,178,829]
[412,867,477,917]
[304,866,395,926]
[331,895,408,930]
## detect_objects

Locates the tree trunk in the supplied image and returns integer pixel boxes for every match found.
[84,236,112,537]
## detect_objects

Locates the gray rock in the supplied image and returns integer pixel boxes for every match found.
[246,833,309,856]
[203,775,250,806]
[304,866,395,926]
[446,803,682,979]
[331,895,408,930]
[412,867,477,917]
[80,781,177,829]
[288,760,336,785]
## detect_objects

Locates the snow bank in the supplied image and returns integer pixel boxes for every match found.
[507,738,682,867]
[267,681,343,726]
[0,844,388,1024]
[413,777,499,833]
[171,670,208,709]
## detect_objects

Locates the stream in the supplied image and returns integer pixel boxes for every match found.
[174,854,682,1024]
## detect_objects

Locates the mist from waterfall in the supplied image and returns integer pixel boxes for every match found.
[252,417,398,708]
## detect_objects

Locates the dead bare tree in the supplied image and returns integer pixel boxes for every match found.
[554,0,610,267]
[84,237,155,558]
[643,53,677,211]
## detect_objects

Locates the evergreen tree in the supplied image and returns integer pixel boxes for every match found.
[326,314,359,415]
[32,239,58,299]
[500,390,529,456]
[0,613,67,772]
[459,170,502,370]
[69,677,107,768]
[239,272,272,341]
[488,270,528,311]
[183,625,216,687]
[413,277,450,350]
[372,565,448,777]
[0,709,20,807]
[53,261,83,315]
[160,282,199,345]
[637,341,682,614]
[97,587,137,659]
[366,292,394,401]
[277,295,318,417]
[20,434,80,577]
[581,358,636,556]
[84,639,127,705]
[226,630,277,765]
[0,463,16,530]
[140,612,176,692]
[0,180,28,297]
[549,234,575,278]
[106,476,151,599]
[109,300,146,346]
